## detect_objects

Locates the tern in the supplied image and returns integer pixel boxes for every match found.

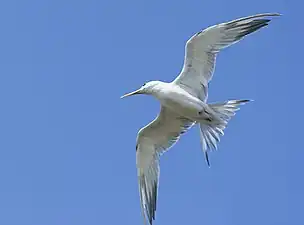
[121,13,280,225]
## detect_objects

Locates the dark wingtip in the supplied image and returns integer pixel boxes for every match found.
[237,20,270,37]
[267,12,282,17]
[205,152,211,167]
[239,99,253,103]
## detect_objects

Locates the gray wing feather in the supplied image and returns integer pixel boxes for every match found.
[136,107,194,225]
[174,13,280,101]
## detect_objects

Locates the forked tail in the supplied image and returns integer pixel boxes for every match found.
[199,99,251,166]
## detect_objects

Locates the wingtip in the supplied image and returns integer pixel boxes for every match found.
[205,152,211,168]
[267,12,282,16]
[241,99,254,103]
[264,13,282,22]
[258,12,282,17]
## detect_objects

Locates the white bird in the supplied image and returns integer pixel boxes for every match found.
[121,13,280,225]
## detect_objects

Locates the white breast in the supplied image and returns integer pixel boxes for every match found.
[155,83,204,118]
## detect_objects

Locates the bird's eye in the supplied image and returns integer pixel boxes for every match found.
[142,83,146,86]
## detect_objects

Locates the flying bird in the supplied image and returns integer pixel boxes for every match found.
[121,13,280,225]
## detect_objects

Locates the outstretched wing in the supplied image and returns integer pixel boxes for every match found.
[136,106,194,225]
[173,13,280,101]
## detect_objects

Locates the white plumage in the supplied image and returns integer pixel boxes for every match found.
[121,12,280,225]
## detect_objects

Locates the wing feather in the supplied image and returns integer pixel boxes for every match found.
[136,107,194,225]
[173,13,280,101]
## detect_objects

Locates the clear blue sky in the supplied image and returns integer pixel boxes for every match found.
[0,0,300,225]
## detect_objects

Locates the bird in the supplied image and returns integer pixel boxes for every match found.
[120,13,280,225]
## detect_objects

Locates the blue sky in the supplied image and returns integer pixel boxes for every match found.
[0,0,300,225]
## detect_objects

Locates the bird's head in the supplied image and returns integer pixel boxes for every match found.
[120,81,161,99]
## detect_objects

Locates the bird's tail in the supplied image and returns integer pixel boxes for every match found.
[199,99,251,166]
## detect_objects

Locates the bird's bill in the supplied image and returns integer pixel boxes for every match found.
[120,89,141,99]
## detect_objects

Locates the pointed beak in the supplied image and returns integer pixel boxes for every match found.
[120,89,141,99]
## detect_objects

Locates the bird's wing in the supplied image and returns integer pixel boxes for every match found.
[173,13,280,101]
[136,106,194,225]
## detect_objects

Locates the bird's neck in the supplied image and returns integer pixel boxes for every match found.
[149,82,167,99]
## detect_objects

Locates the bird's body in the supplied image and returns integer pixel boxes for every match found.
[121,12,280,225]
[151,82,210,121]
